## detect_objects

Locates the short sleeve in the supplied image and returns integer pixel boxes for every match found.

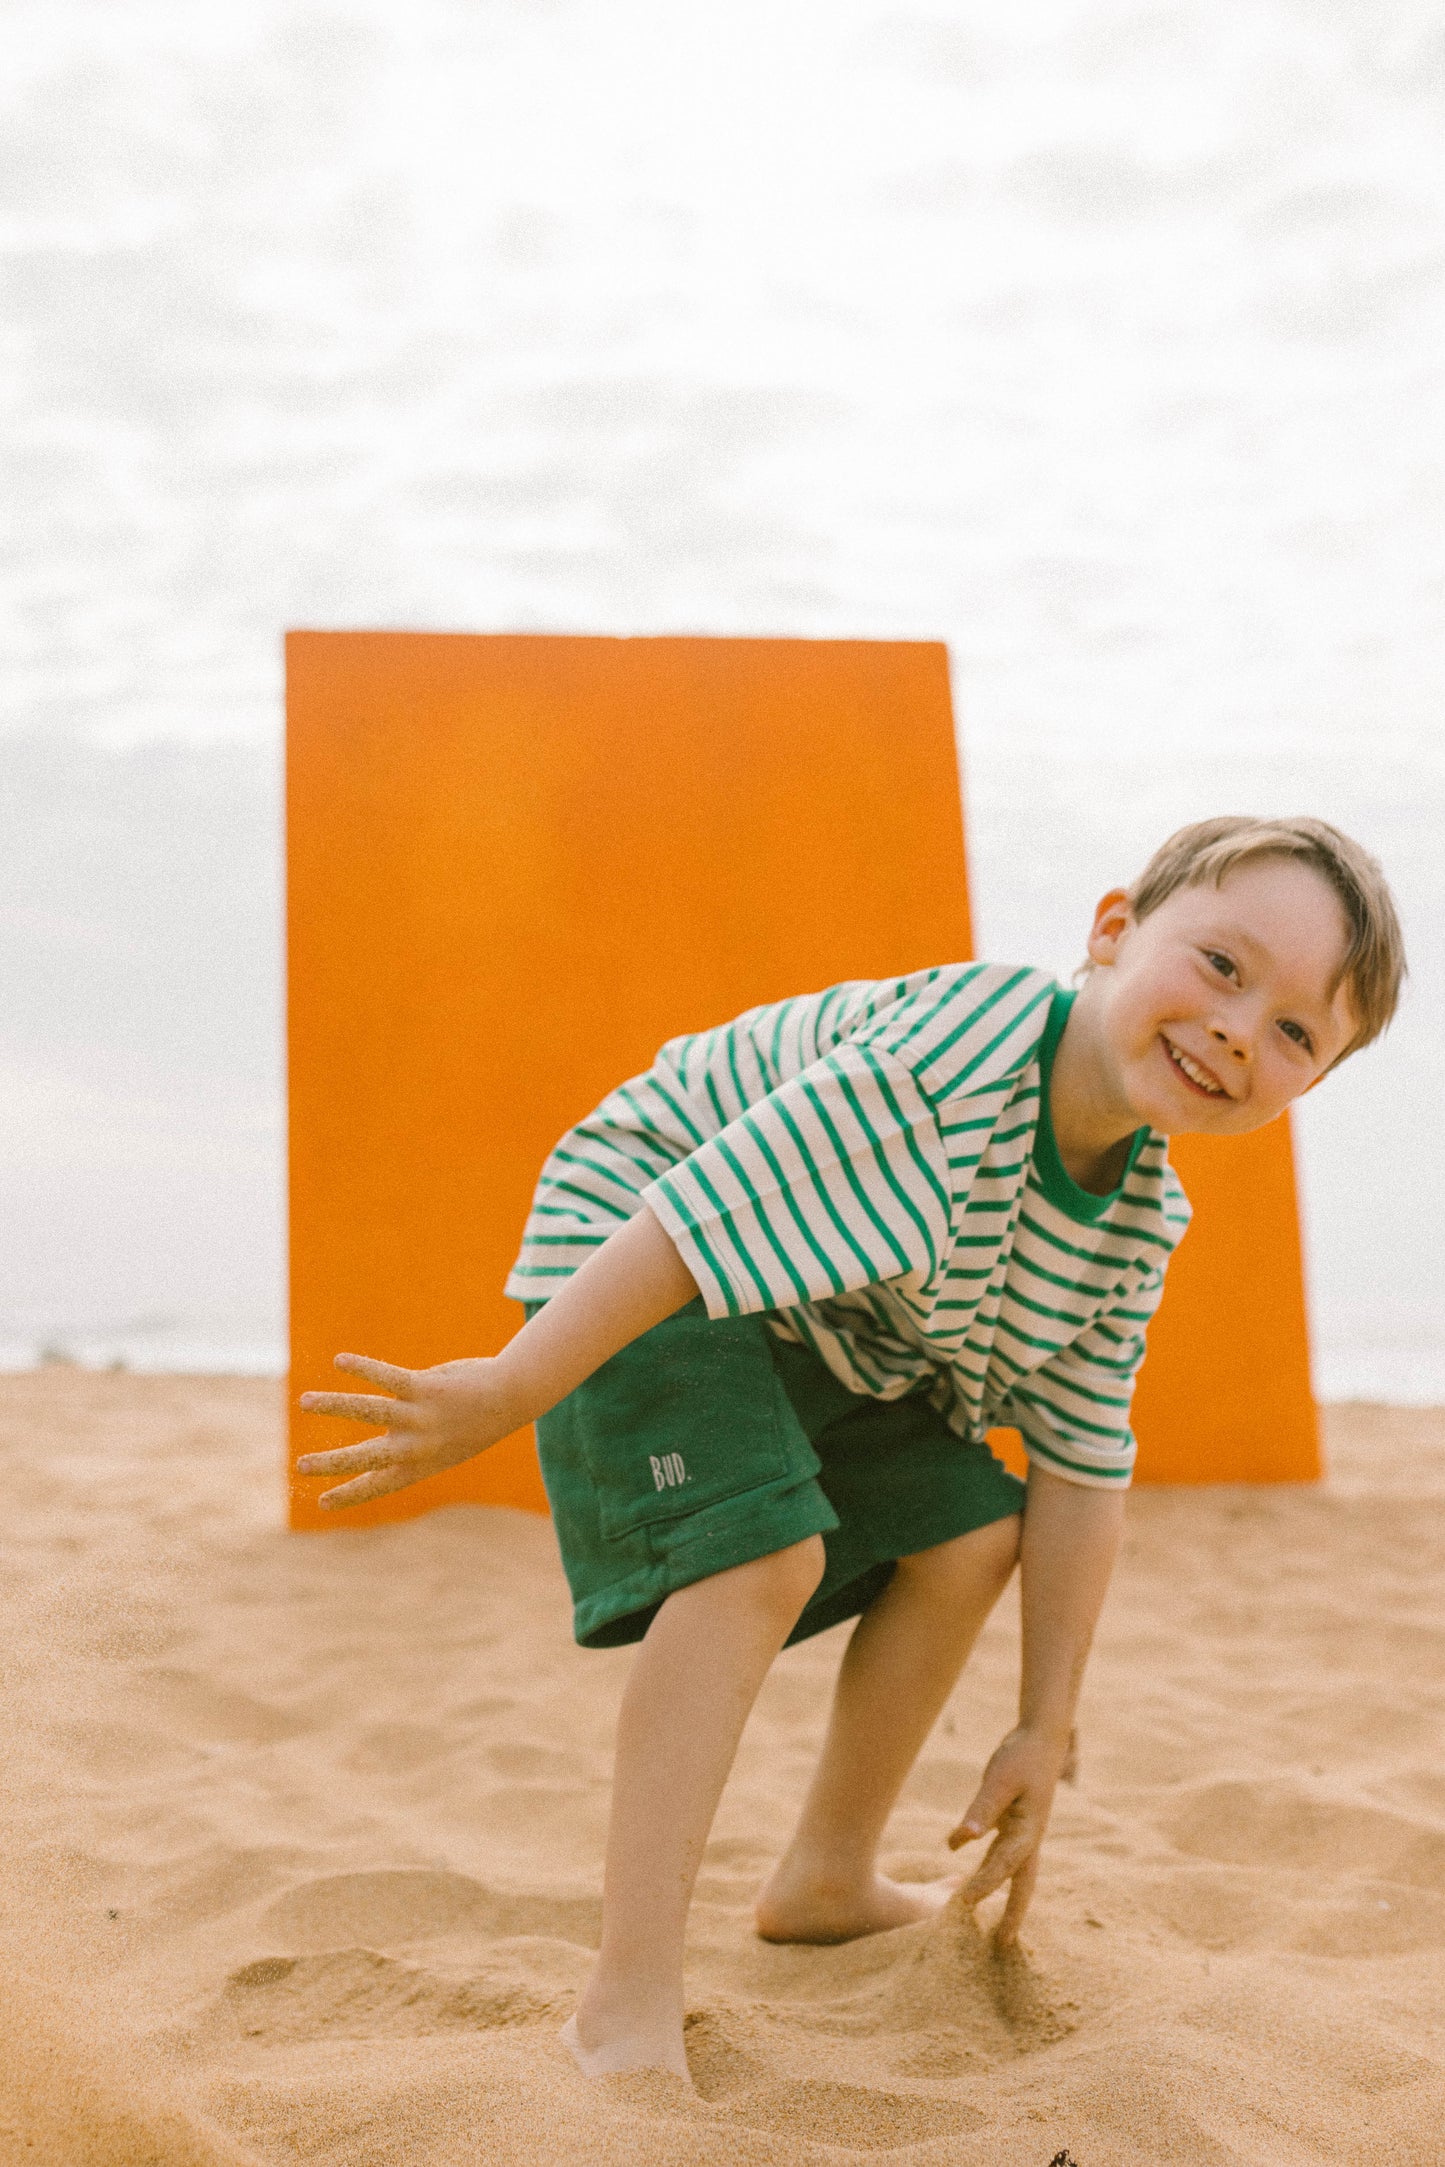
[641,1043,952,1320]
[999,1262,1168,1488]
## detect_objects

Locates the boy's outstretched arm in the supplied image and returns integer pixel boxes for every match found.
[295,1205,700,1509]
[947,1465,1125,1945]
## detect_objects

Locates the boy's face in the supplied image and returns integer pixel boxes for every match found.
[1085,857,1358,1137]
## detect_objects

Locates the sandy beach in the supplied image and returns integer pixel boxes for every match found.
[3,1370,1442,2164]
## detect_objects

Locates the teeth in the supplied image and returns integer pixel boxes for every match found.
[1168,1041,1225,1096]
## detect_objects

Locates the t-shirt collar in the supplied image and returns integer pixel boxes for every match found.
[1030,986,1149,1224]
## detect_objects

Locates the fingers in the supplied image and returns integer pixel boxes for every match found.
[315,1463,422,1510]
[962,1825,1034,1905]
[994,1848,1040,1946]
[947,1785,990,1851]
[947,1734,1053,1943]
[295,1350,444,1508]
[297,1353,420,1430]
[334,1352,415,1392]
[297,1390,419,1428]
[948,1772,1008,1851]
[296,1437,409,1479]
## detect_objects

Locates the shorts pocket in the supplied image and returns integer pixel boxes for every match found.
[565,1306,804,1544]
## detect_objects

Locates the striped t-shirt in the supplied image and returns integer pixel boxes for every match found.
[505,964,1192,1487]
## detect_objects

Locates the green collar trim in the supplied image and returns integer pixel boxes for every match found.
[1032,987,1148,1224]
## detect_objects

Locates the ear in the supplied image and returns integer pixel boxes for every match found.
[1085,888,1133,968]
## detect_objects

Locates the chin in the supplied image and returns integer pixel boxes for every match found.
[1164,1095,1260,1139]
[1130,1076,1241,1138]
[1136,1100,1187,1137]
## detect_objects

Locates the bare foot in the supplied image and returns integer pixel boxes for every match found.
[754,1864,960,1944]
[561,2007,693,2085]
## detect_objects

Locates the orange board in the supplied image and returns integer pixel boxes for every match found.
[286,631,1319,1526]
[286,633,973,1527]
[1131,1117,1320,1481]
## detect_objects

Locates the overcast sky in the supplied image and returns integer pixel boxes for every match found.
[4,0,1442,1391]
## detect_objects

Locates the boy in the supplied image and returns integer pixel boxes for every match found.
[298,814,1403,2083]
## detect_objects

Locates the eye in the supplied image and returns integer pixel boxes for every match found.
[1278,1018,1314,1055]
[1203,950,1238,981]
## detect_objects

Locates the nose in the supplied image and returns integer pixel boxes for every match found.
[1208,1023,1249,1064]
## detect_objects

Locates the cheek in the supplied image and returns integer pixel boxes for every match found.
[1128,963,1202,1033]
[1257,1039,1312,1106]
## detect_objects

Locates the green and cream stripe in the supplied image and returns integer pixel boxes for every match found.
[507,963,1191,1488]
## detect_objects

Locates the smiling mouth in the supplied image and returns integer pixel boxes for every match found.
[1161,1035,1231,1099]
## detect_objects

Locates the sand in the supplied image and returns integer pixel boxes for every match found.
[2,1374,1443,2165]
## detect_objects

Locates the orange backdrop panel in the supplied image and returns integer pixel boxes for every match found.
[286,630,1320,1525]
[1129,1117,1320,1482]
[286,633,973,1528]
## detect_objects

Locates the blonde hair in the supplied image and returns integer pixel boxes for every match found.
[1127,815,1405,1061]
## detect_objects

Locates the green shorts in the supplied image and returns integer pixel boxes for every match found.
[529,1300,1026,1650]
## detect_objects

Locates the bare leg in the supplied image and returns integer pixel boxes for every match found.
[564,1534,825,2080]
[755,1515,1020,1943]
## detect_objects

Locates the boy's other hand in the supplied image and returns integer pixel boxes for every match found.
[946,1724,1069,1946]
[297,1353,522,1509]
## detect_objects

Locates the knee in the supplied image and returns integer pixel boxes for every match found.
[897,1514,1020,1599]
[736,1533,826,1621]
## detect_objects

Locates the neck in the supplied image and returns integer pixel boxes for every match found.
[1048,986,1141,1195]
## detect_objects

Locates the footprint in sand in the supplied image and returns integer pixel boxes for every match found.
[342,1721,452,1774]
[484,1741,586,1781]
[142,1667,309,1749]
[1135,1858,1445,1957]
[260,1867,602,1951]
[718,2076,984,2148]
[212,1938,592,2046]
[1159,1776,1445,1888]
[60,1716,206,1779]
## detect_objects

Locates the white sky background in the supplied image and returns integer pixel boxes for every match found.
[2,0,1442,1391]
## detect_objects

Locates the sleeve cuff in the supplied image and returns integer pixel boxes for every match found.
[639,1184,740,1321]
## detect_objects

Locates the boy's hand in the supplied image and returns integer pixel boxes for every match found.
[296,1208,701,1512]
[297,1353,523,1509]
[946,1724,1069,1946]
